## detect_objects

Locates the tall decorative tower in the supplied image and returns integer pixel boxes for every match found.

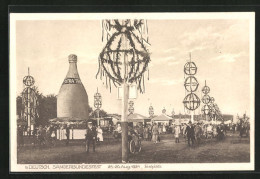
[57,54,89,120]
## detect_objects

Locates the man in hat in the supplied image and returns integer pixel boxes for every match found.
[185,121,195,147]
[85,122,97,153]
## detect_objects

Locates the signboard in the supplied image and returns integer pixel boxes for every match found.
[117,85,137,100]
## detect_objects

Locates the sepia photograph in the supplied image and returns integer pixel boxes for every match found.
[9,12,255,172]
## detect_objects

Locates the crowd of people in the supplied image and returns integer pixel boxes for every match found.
[17,119,249,151]
[17,122,104,150]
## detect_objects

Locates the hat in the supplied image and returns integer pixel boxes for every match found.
[188,121,192,124]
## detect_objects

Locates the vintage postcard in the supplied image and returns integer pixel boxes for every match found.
[9,12,255,172]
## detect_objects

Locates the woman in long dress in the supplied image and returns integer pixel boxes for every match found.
[152,123,159,144]
[97,126,103,142]
[143,125,149,141]
[174,125,181,143]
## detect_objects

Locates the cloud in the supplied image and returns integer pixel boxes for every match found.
[149,78,183,86]
[210,52,246,63]
[152,55,181,66]
[163,47,179,53]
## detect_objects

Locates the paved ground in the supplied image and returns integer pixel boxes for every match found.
[17,132,250,164]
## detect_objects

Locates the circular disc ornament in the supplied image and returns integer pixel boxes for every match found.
[202,95,211,104]
[201,104,210,115]
[94,100,102,109]
[162,108,166,114]
[172,110,175,116]
[184,62,197,75]
[94,92,102,101]
[183,93,200,111]
[202,85,210,94]
[128,106,134,114]
[210,97,215,103]
[23,75,35,87]
[184,76,199,92]
[149,106,154,116]
[129,101,134,107]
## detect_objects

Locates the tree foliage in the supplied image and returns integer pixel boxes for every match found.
[17,87,109,126]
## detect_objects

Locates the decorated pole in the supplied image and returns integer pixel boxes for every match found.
[201,80,211,122]
[183,53,200,123]
[94,88,102,126]
[128,101,134,114]
[149,104,154,118]
[97,19,151,163]
[22,67,38,135]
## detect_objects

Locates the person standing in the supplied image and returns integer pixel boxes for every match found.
[162,124,166,134]
[65,125,70,146]
[174,124,181,143]
[152,123,159,144]
[143,125,149,141]
[97,125,103,142]
[85,122,96,153]
[185,121,195,147]
[17,125,24,148]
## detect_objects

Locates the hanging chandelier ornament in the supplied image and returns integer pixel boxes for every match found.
[97,19,151,93]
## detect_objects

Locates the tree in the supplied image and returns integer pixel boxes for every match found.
[37,94,57,126]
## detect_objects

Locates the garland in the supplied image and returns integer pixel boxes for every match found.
[97,19,151,93]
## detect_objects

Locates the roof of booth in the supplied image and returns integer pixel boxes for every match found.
[152,113,173,121]
[49,117,87,122]
[127,113,150,122]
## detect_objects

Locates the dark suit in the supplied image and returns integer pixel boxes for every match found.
[65,127,70,146]
[185,125,195,146]
[85,126,97,152]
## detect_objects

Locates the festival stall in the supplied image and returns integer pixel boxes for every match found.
[127,113,151,126]
[151,113,173,125]
[49,117,87,140]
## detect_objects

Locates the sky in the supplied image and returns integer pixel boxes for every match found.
[15,18,252,118]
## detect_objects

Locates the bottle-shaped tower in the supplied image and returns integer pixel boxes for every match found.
[57,54,89,120]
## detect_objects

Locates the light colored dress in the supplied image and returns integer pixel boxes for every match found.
[97,128,103,141]
[152,125,159,142]
[174,126,181,138]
